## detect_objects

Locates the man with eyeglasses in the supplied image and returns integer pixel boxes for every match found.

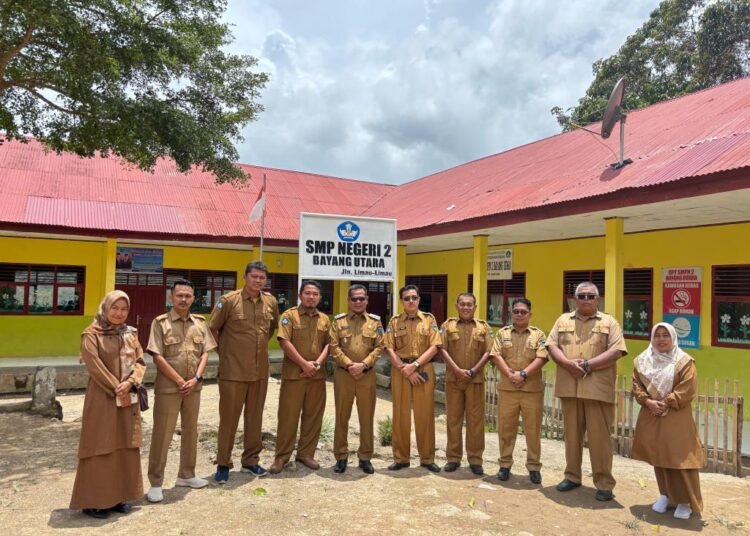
[546,282,627,501]
[270,280,331,474]
[384,284,442,472]
[439,292,492,475]
[490,298,548,484]
[329,284,385,474]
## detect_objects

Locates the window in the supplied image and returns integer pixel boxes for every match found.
[467,273,526,326]
[405,275,448,324]
[563,270,605,312]
[263,274,334,314]
[713,265,750,348]
[0,264,85,315]
[162,269,236,314]
[623,268,653,339]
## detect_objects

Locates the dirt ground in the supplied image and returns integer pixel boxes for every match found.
[1,380,748,536]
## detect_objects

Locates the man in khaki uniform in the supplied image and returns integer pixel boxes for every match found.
[384,284,442,473]
[491,297,548,484]
[209,261,279,482]
[270,280,331,474]
[329,284,384,474]
[146,279,217,503]
[440,292,492,475]
[546,281,628,501]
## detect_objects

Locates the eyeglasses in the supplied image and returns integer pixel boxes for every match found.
[402,296,419,302]
[576,293,598,300]
[350,296,367,302]
[511,309,529,315]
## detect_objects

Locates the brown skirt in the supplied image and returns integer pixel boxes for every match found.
[654,466,703,513]
[69,448,143,510]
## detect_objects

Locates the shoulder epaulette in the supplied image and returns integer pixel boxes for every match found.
[367,312,380,320]
[334,312,347,319]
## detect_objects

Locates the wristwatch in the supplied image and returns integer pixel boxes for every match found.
[195,375,204,383]
[519,370,528,380]
[362,364,370,372]
[413,360,421,369]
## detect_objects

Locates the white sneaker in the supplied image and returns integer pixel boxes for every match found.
[175,476,209,489]
[146,486,163,503]
[652,495,669,513]
[674,504,692,519]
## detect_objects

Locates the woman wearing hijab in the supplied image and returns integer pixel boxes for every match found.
[70,290,147,519]
[631,322,704,520]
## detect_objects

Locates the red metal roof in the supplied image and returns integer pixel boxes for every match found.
[363,76,750,231]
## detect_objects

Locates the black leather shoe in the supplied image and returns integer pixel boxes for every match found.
[421,463,441,473]
[110,502,132,514]
[469,464,484,476]
[388,462,410,471]
[595,489,615,501]
[443,462,459,472]
[334,459,348,473]
[496,467,510,481]
[556,479,581,492]
[82,508,110,519]
[529,471,542,484]
[359,459,374,474]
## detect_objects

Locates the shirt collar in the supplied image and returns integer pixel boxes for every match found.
[169,308,193,323]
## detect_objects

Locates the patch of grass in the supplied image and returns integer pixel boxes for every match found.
[620,517,641,532]
[199,429,218,442]
[714,516,745,530]
[484,422,497,433]
[319,415,334,444]
[378,416,393,446]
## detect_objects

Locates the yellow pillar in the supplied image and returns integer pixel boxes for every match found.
[102,238,117,297]
[604,217,624,322]
[396,245,407,315]
[333,280,350,314]
[472,235,489,320]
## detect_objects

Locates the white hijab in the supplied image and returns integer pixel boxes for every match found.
[635,322,691,400]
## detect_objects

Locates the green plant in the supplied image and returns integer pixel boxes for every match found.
[378,416,393,446]
[319,415,334,444]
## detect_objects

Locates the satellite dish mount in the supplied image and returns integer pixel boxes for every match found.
[600,77,632,170]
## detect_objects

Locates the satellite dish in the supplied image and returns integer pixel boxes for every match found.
[601,77,625,139]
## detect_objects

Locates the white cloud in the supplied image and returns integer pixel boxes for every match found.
[227,0,659,183]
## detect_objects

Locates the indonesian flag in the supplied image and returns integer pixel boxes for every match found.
[248,182,266,223]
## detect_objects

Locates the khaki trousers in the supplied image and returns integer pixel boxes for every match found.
[274,378,326,462]
[654,467,703,512]
[391,363,435,464]
[560,397,616,490]
[445,381,485,465]
[498,389,543,471]
[217,379,268,468]
[148,391,200,487]
[334,368,376,460]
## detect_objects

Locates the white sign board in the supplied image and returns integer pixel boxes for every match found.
[299,213,397,282]
[487,249,513,280]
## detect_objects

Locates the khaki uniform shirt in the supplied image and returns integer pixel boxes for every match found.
[329,312,384,369]
[491,325,548,392]
[440,317,492,384]
[208,288,279,382]
[277,306,331,380]
[546,311,628,403]
[147,309,217,394]
[384,310,442,359]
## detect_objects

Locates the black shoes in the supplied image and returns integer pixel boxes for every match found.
[334,459,348,473]
[469,464,484,476]
[496,467,511,481]
[421,463,441,473]
[595,489,615,501]
[111,502,132,514]
[529,470,542,484]
[82,508,109,519]
[241,464,267,476]
[556,479,581,492]
[388,462,410,471]
[443,462,460,472]
[359,459,375,474]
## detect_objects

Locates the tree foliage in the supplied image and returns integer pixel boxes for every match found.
[552,0,750,131]
[0,0,268,182]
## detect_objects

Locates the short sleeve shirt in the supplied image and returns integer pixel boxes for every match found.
[277,306,331,380]
[208,289,279,381]
[329,312,384,368]
[147,309,217,394]
[384,310,442,359]
[440,317,492,383]
[490,325,548,392]
[546,311,628,402]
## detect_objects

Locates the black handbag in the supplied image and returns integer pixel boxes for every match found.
[134,384,149,411]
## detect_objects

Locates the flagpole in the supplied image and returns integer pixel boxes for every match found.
[259,173,266,262]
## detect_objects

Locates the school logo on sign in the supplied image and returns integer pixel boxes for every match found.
[337,221,360,242]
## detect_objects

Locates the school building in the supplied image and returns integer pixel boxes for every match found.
[1,77,749,402]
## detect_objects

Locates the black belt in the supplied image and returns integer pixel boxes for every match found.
[401,358,418,363]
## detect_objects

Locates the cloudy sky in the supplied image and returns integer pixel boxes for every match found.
[225,0,658,184]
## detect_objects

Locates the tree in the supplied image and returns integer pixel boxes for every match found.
[0,0,268,183]
[551,0,750,131]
